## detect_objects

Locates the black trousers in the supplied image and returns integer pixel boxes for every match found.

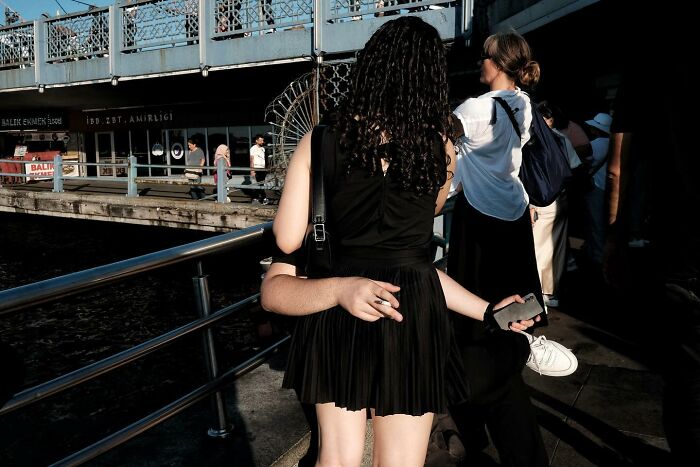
[446,195,548,467]
[449,332,548,467]
[254,170,266,200]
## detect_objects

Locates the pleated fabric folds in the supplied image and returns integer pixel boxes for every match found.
[282,257,469,416]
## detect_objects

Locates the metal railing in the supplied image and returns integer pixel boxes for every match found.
[0,156,272,203]
[0,221,281,465]
[0,0,470,86]
[0,200,455,464]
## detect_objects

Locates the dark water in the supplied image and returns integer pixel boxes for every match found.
[0,213,277,465]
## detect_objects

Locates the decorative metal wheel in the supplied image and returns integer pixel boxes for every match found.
[265,72,318,191]
[265,62,354,191]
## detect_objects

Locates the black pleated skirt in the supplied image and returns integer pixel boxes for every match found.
[282,248,468,416]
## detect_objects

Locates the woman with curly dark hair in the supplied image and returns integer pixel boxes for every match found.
[261,17,535,466]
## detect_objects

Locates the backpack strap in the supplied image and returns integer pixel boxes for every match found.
[492,96,522,139]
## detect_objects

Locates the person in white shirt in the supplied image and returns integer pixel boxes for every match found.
[249,134,268,204]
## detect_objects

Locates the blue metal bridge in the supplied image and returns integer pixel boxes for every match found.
[0,0,472,92]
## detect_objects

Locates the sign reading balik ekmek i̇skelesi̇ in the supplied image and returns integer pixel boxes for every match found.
[0,112,66,130]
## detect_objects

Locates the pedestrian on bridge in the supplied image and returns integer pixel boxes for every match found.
[185,137,206,200]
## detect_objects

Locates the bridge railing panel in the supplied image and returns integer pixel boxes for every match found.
[212,0,314,39]
[120,0,200,53]
[328,0,455,22]
[45,8,111,62]
[0,21,35,70]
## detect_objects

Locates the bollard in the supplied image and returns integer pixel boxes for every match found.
[192,261,233,437]
[127,156,138,197]
[52,155,64,193]
[216,157,227,203]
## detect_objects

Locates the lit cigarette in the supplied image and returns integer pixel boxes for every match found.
[374,299,391,307]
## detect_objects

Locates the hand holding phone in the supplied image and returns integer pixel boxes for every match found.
[492,293,543,330]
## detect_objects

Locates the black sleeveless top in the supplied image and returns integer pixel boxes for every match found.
[325,128,440,254]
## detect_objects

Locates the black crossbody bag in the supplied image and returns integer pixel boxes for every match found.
[304,125,333,278]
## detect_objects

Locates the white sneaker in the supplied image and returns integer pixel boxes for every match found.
[524,334,578,377]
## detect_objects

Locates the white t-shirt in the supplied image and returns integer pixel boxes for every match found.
[250,144,265,169]
[452,88,532,221]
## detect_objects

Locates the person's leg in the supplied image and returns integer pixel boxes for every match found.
[255,171,267,201]
[532,201,557,296]
[315,402,367,466]
[372,410,434,467]
[550,194,569,297]
[483,374,549,467]
[583,186,605,267]
[449,331,533,462]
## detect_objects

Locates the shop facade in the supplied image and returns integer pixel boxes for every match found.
[78,105,272,178]
[0,110,80,182]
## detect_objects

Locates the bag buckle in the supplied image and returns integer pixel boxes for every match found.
[313,223,326,243]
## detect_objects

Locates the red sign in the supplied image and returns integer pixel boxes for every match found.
[23,151,60,179]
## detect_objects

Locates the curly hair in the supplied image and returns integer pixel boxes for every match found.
[484,30,540,89]
[336,16,452,195]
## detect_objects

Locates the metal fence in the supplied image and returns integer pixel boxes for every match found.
[0,156,269,203]
[0,0,468,74]
[0,221,281,465]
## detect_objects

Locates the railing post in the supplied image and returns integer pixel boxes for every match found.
[127,155,138,197]
[192,261,233,438]
[313,0,326,58]
[33,19,46,89]
[462,0,474,35]
[109,4,121,83]
[53,155,64,193]
[216,157,227,203]
[199,0,212,71]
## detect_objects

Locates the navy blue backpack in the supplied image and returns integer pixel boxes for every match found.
[493,97,572,207]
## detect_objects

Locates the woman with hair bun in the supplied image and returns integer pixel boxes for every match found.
[447,30,577,467]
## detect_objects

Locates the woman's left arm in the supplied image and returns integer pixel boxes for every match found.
[436,269,535,331]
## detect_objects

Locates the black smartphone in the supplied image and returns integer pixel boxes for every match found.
[493,293,543,330]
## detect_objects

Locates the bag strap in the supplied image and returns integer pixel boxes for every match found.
[492,96,522,139]
[310,125,328,246]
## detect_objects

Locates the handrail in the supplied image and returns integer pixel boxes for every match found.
[49,335,291,467]
[0,219,280,465]
[0,157,271,203]
[0,222,271,316]
[0,293,260,415]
